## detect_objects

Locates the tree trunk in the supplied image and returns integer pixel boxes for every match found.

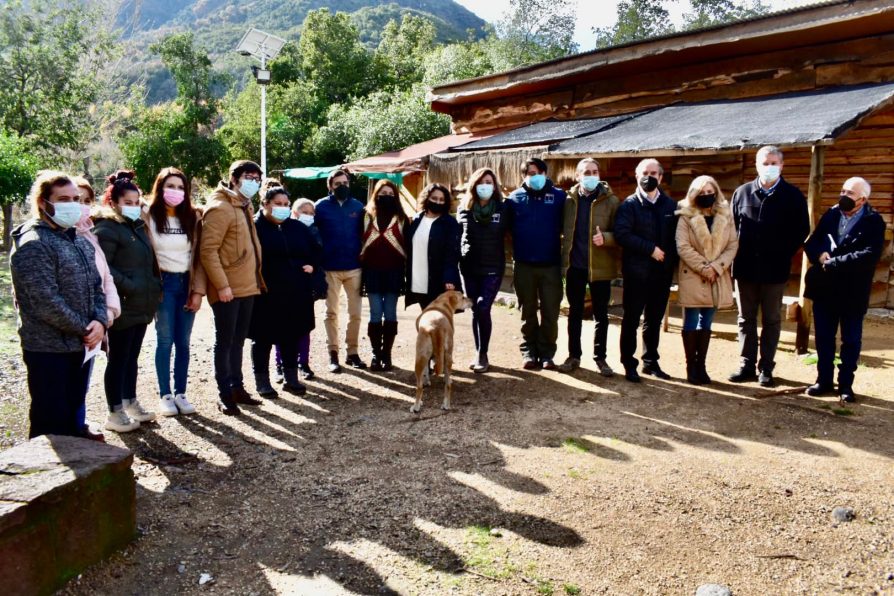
[2,202,13,252]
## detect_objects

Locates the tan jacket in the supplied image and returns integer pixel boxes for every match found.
[561,183,621,281]
[675,200,738,309]
[199,184,265,304]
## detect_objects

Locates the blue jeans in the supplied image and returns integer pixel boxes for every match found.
[682,307,716,331]
[368,292,398,323]
[155,272,196,396]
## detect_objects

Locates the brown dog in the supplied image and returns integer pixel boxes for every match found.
[412,290,472,413]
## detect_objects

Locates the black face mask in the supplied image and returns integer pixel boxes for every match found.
[639,175,659,192]
[695,193,716,209]
[426,200,448,215]
[377,194,397,211]
[838,194,856,213]
[333,185,350,201]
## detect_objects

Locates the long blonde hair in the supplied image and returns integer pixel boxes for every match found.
[685,175,726,210]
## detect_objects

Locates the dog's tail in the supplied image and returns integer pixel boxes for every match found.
[415,328,433,376]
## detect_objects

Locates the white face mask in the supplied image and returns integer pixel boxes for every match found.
[476,184,494,200]
[46,202,82,229]
[298,214,314,227]
[758,164,781,184]
[239,179,260,199]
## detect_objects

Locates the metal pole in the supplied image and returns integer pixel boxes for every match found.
[260,53,267,178]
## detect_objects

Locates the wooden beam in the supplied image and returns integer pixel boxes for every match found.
[796,144,825,354]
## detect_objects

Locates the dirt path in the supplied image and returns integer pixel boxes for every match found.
[4,297,894,594]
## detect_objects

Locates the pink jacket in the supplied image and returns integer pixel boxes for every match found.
[77,218,122,325]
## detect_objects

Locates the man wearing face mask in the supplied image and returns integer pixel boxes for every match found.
[614,158,678,382]
[314,169,367,373]
[504,158,567,370]
[200,160,266,415]
[803,177,884,403]
[730,146,809,387]
[559,158,620,375]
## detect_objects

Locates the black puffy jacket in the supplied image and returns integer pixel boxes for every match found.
[614,190,678,283]
[457,200,508,277]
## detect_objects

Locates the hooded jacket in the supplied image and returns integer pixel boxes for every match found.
[199,183,265,304]
[674,199,738,309]
[11,218,108,353]
[561,182,621,281]
[93,207,162,330]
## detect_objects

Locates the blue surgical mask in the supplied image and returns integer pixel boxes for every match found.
[476,184,494,200]
[271,206,291,222]
[298,214,314,227]
[239,179,260,199]
[121,205,142,222]
[526,174,546,191]
[46,202,82,229]
[580,176,600,192]
[758,165,780,184]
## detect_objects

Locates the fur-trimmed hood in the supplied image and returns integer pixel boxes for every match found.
[674,199,732,261]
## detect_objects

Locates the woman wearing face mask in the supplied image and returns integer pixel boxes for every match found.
[94,173,162,432]
[11,171,109,439]
[70,176,120,441]
[675,175,738,385]
[360,180,409,371]
[457,168,507,373]
[145,167,204,417]
[248,186,320,397]
[200,160,266,415]
[406,183,462,310]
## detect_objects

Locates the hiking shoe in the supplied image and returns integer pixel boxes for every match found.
[105,411,140,433]
[642,364,671,380]
[345,354,367,369]
[158,394,179,417]
[298,363,315,380]
[173,393,196,415]
[728,367,757,383]
[595,359,614,377]
[328,351,341,374]
[558,357,580,373]
[124,399,156,422]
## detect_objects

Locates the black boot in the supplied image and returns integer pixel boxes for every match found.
[283,367,307,395]
[328,350,341,373]
[250,342,277,397]
[381,321,398,371]
[696,329,712,384]
[368,322,384,371]
[254,371,278,398]
[682,330,702,385]
[217,390,242,416]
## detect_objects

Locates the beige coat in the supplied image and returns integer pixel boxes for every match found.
[675,200,738,309]
[199,184,265,304]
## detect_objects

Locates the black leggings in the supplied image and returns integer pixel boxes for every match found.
[105,323,148,412]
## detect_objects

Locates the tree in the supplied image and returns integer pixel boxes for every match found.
[423,39,497,87]
[0,0,117,158]
[593,0,676,49]
[494,0,578,67]
[120,33,229,187]
[375,14,438,89]
[306,84,450,164]
[0,132,39,249]
[682,0,771,30]
[296,9,379,105]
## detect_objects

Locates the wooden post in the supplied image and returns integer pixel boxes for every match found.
[795,144,825,354]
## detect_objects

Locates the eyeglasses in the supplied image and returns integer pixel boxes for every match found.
[243,175,262,182]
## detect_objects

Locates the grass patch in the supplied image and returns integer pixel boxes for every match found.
[832,407,854,416]
[562,437,590,454]
[0,260,21,357]
[536,579,554,595]
[564,584,582,595]
[817,404,832,410]
[463,525,516,580]
[567,468,582,479]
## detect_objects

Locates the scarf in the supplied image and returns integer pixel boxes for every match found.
[472,199,497,223]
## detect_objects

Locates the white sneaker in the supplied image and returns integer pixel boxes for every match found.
[105,411,140,433]
[158,394,179,417]
[123,399,157,422]
[173,393,196,415]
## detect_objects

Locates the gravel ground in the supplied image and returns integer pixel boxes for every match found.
[2,295,893,595]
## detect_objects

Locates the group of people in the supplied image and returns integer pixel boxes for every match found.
[10,145,885,441]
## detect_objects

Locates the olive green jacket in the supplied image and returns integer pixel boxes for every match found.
[561,182,621,281]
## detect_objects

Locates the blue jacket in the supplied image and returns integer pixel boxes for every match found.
[313,194,364,271]
[505,181,566,265]
[804,204,885,314]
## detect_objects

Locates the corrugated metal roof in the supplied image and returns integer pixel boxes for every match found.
[547,82,894,156]
[449,115,635,152]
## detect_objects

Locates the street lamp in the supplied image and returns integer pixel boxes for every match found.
[235,27,287,177]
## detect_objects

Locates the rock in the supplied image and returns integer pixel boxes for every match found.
[832,507,856,522]
[696,584,732,596]
[177,563,186,574]
[199,573,213,585]
[489,528,503,537]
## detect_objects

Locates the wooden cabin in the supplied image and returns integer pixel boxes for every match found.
[426,0,894,314]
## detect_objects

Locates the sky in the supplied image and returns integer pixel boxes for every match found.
[454,0,823,51]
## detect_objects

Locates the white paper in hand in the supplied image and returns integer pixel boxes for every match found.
[83,343,101,365]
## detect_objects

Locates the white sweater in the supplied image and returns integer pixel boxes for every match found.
[148,215,191,273]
